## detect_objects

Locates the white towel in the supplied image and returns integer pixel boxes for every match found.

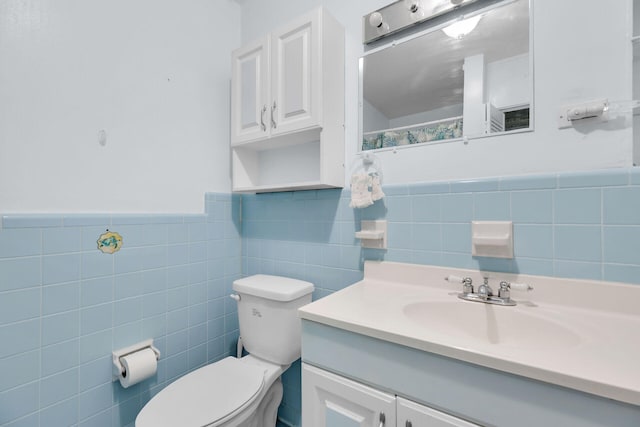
[370,174,385,202]
[349,173,373,208]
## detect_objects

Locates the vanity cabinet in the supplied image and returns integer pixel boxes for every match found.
[230,7,344,193]
[302,363,479,427]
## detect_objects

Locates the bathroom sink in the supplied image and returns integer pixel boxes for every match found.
[299,261,640,405]
[402,301,582,349]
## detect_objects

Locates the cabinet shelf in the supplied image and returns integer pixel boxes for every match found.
[232,180,340,194]
[231,127,322,151]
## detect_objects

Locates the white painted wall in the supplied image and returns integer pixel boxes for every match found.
[0,0,241,213]
[238,0,633,185]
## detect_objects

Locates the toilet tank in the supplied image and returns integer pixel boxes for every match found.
[233,275,314,365]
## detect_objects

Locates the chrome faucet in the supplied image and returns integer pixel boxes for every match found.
[476,276,493,300]
[446,274,532,306]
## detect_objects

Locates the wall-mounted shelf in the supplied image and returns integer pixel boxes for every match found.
[356,220,387,249]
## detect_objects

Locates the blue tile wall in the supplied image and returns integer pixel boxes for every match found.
[0,193,241,427]
[3,168,640,427]
[243,167,640,427]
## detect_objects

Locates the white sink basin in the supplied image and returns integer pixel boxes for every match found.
[402,301,582,349]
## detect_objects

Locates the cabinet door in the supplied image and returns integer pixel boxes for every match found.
[397,397,479,427]
[303,364,396,427]
[231,37,270,144]
[270,10,320,136]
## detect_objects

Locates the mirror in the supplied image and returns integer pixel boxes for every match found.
[360,0,531,151]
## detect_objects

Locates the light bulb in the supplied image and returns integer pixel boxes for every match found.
[369,12,384,28]
[368,12,389,34]
[442,15,481,39]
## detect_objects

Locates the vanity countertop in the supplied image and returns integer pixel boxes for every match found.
[298,261,640,406]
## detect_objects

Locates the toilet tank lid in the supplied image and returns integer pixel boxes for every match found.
[233,274,314,301]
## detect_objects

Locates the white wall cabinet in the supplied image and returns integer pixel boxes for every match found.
[231,7,344,193]
[302,363,479,427]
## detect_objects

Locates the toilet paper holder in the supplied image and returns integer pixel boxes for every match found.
[112,339,161,381]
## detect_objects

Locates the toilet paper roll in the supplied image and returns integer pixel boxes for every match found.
[119,348,157,388]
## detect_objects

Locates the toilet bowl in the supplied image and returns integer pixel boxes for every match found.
[136,355,284,427]
[136,275,314,427]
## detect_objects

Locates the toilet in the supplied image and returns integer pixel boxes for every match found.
[136,274,314,427]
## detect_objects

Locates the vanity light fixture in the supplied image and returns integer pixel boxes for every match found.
[363,0,480,44]
[442,14,481,39]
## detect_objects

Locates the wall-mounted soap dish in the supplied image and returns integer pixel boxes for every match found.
[356,220,387,249]
[472,221,513,258]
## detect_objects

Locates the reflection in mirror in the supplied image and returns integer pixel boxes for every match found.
[361,0,531,152]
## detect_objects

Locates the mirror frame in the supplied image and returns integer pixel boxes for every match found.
[358,0,535,154]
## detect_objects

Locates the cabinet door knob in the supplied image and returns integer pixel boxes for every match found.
[378,411,386,427]
[260,105,267,131]
[271,101,277,129]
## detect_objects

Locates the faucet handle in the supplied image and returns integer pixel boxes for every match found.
[444,275,473,294]
[510,282,533,291]
[445,275,464,283]
[498,281,511,299]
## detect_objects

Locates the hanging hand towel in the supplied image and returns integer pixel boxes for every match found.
[349,173,374,208]
[370,174,385,202]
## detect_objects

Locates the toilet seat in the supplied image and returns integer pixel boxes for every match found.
[136,357,266,427]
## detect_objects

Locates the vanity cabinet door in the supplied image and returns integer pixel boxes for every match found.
[270,10,320,136]
[303,363,396,427]
[397,397,480,427]
[231,37,270,144]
